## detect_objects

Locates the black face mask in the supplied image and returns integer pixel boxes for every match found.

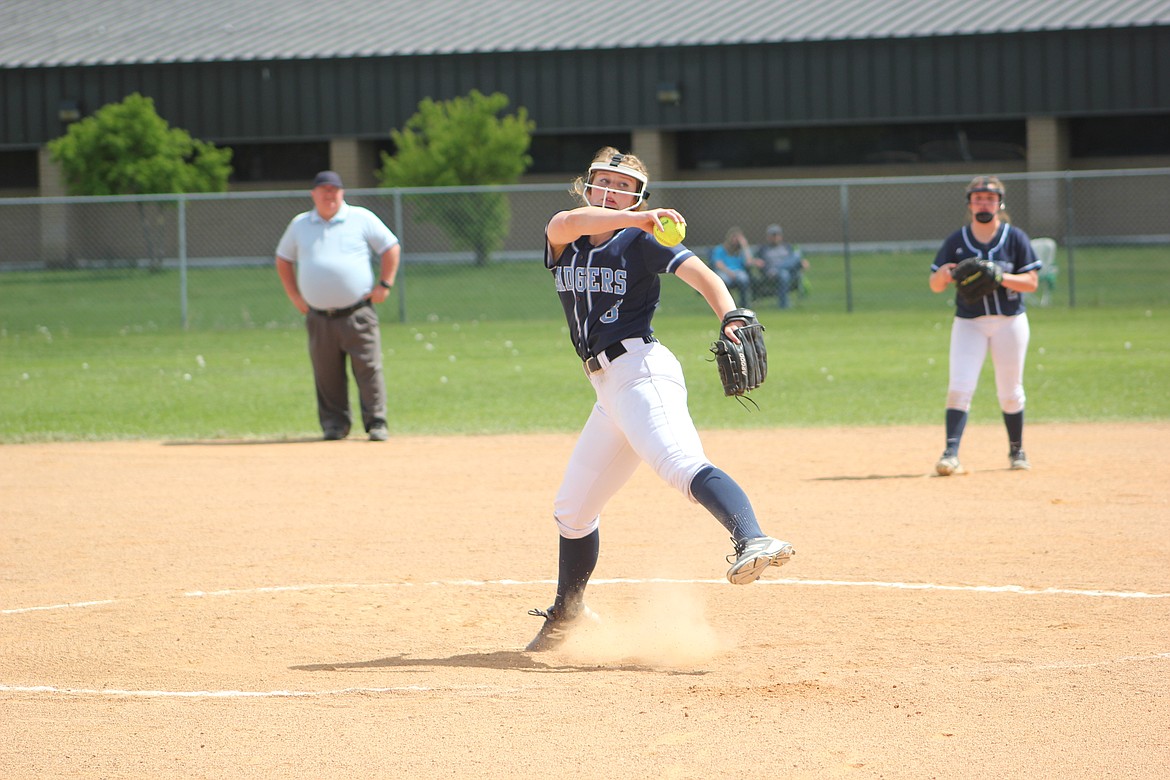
[974,212,995,224]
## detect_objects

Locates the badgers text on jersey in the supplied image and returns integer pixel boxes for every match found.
[553,265,627,296]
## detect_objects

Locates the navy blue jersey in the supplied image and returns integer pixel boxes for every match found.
[546,223,695,360]
[932,223,1042,318]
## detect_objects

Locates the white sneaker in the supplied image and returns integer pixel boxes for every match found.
[936,452,963,476]
[726,536,795,585]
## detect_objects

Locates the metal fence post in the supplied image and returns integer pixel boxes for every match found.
[1064,174,1076,308]
[840,182,853,313]
[178,196,188,329]
[393,188,406,324]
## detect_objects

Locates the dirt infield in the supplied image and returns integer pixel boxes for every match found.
[2,423,1168,779]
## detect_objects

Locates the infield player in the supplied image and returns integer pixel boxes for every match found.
[525,147,795,652]
[929,176,1041,475]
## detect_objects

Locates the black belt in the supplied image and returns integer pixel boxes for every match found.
[311,299,370,318]
[584,336,655,375]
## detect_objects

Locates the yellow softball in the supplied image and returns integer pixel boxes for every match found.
[652,216,686,247]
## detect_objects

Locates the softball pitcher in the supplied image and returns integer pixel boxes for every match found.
[525,147,795,652]
[929,176,1041,476]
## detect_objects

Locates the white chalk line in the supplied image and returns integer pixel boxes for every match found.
[3,655,1167,701]
[182,578,1170,600]
[3,581,1168,701]
[1,599,118,615]
[0,683,520,699]
[1034,652,1170,671]
[761,578,1170,599]
[5,577,1168,615]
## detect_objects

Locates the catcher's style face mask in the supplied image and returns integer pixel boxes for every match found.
[970,193,1003,224]
[584,154,649,211]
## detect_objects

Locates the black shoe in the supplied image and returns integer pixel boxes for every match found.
[524,603,600,652]
[323,427,349,441]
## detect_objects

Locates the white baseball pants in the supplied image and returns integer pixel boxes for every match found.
[553,339,712,539]
[946,313,1030,414]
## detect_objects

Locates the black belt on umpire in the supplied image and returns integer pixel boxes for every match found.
[310,299,371,318]
[584,335,656,375]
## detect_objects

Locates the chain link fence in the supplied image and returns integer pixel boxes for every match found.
[2,169,1167,333]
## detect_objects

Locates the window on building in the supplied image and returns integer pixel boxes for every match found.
[527,133,633,174]
[228,142,330,183]
[1070,114,1170,158]
[0,150,39,189]
[677,121,1026,170]
[372,139,397,174]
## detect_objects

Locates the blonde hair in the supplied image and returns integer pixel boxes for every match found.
[965,175,1011,223]
[570,147,651,209]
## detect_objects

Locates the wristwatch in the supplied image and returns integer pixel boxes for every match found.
[378,280,393,290]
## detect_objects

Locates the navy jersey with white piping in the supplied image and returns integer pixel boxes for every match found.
[931,223,1041,318]
[545,222,695,360]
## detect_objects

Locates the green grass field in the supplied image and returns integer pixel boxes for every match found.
[2,249,1167,442]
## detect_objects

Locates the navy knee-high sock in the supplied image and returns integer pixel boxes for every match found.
[1003,410,1024,450]
[690,466,764,542]
[554,529,599,616]
[945,409,969,454]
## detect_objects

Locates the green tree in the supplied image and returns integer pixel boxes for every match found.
[47,92,232,270]
[378,90,534,266]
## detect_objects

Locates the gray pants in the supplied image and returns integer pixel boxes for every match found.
[305,304,386,436]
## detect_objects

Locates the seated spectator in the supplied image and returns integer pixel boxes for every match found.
[710,226,760,307]
[755,224,809,309]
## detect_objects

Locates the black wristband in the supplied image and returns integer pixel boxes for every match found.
[378,280,392,290]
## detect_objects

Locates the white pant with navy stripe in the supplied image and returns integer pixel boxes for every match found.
[553,338,712,539]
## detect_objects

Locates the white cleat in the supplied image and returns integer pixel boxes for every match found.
[936,452,963,476]
[726,536,795,585]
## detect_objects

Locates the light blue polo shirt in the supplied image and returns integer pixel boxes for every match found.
[276,203,399,310]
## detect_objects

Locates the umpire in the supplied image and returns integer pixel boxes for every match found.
[276,171,401,441]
